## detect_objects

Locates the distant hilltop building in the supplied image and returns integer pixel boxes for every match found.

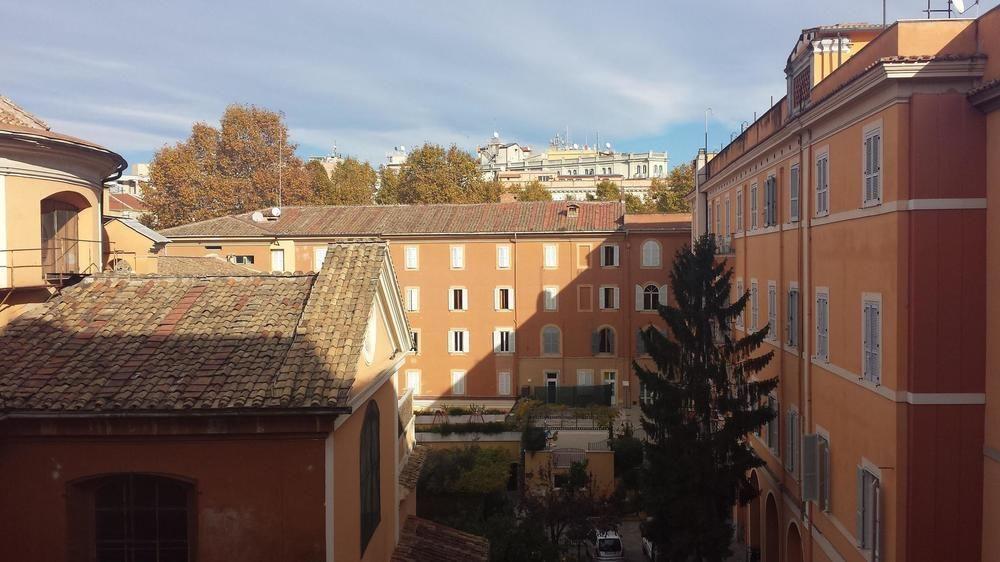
[478,131,669,200]
[384,145,408,172]
[308,144,345,176]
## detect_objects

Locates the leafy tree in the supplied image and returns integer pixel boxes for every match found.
[396,143,500,204]
[636,234,777,562]
[328,156,376,205]
[305,160,334,202]
[145,104,316,228]
[589,179,621,201]
[649,163,694,213]
[515,180,553,201]
[522,460,620,550]
[624,193,653,214]
[375,165,401,204]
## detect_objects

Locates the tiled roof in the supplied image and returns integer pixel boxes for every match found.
[624,213,692,232]
[0,241,389,414]
[109,192,148,213]
[399,445,427,490]
[160,201,625,238]
[109,217,170,244]
[392,516,489,562]
[968,78,1000,97]
[157,256,256,276]
[0,95,49,130]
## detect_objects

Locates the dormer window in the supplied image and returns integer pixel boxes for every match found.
[567,204,580,218]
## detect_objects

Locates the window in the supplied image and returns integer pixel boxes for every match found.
[496,244,511,269]
[638,284,666,311]
[406,370,421,394]
[449,287,468,311]
[750,281,759,331]
[790,164,800,222]
[736,189,744,231]
[577,244,592,268]
[863,298,881,384]
[577,285,593,311]
[803,434,832,511]
[599,286,620,310]
[450,245,465,269]
[451,370,467,395]
[448,329,469,353]
[736,279,745,328]
[816,153,829,216]
[767,282,777,340]
[90,474,191,562]
[857,467,881,558]
[600,244,619,267]
[493,328,514,354]
[40,198,81,276]
[542,325,561,355]
[714,201,721,234]
[495,287,514,311]
[766,395,779,454]
[405,287,420,312]
[787,287,800,347]
[314,247,328,271]
[543,286,558,311]
[543,244,558,268]
[404,246,419,270]
[230,255,254,265]
[498,371,512,396]
[360,401,381,554]
[750,183,758,229]
[576,369,594,386]
[636,326,659,356]
[641,240,661,267]
[764,175,777,227]
[593,327,615,355]
[724,198,731,234]
[816,291,829,362]
[270,248,285,272]
[863,128,882,206]
[785,408,799,477]
[409,330,420,354]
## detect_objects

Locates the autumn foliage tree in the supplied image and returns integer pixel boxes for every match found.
[647,162,694,213]
[514,180,553,202]
[144,104,318,228]
[396,143,502,204]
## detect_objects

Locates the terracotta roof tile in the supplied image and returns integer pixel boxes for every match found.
[392,516,489,562]
[109,192,148,212]
[0,241,389,414]
[157,256,257,276]
[0,95,49,130]
[161,201,625,238]
[399,445,427,490]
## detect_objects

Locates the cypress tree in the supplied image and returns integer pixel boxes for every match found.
[636,234,777,561]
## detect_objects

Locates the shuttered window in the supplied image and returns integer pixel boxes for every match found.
[448,330,469,353]
[496,244,511,269]
[750,183,758,229]
[493,329,514,353]
[736,190,744,231]
[542,326,561,355]
[736,280,745,328]
[451,370,467,395]
[404,246,418,270]
[543,244,558,268]
[601,244,619,267]
[360,401,381,554]
[641,240,661,267]
[766,395,779,454]
[816,293,829,362]
[497,371,512,396]
[787,288,800,347]
[450,288,468,311]
[543,286,558,311]
[763,175,777,226]
[857,467,881,559]
[593,327,615,355]
[450,245,465,269]
[816,155,829,215]
[863,300,881,384]
[750,281,759,331]
[864,129,882,206]
[790,164,800,222]
[495,287,514,311]
[785,409,799,477]
[599,286,619,310]
[767,283,777,340]
[405,287,420,312]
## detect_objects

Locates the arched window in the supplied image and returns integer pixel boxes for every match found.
[641,240,661,267]
[41,197,81,277]
[643,284,660,310]
[593,326,615,355]
[542,325,561,355]
[360,400,381,554]
[90,474,192,561]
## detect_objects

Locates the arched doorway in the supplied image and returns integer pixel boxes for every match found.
[749,471,762,556]
[764,493,779,562]
[786,523,803,562]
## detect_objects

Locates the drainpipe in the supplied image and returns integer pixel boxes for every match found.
[798,125,814,560]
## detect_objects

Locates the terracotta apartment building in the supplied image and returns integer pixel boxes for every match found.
[692,9,1000,562]
[159,202,690,410]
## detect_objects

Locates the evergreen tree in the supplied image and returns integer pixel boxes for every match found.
[636,234,777,561]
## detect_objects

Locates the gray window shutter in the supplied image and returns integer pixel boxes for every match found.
[591,330,600,354]
[608,330,615,354]
[493,330,501,353]
[873,481,882,561]
[856,466,867,548]
[659,285,668,307]
[635,285,643,311]
[821,439,831,511]
[802,434,819,501]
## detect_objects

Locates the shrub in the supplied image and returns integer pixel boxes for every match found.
[522,426,547,452]
[427,421,512,436]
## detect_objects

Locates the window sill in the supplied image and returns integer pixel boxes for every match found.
[814,211,830,218]
[448,352,469,356]
[861,200,882,209]
[639,309,658,314]
[639,265,662,270]
[495,309,514,313]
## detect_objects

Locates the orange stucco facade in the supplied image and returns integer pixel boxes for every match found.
[695,10,1000,562]
[162,210,690,409]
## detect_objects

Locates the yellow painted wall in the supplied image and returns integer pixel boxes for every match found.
[103,220,162,274]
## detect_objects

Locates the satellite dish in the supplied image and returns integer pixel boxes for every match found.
[251,211,265,222]
[953,0,966,12]
[493,131,500,139]
[270,207,282,217]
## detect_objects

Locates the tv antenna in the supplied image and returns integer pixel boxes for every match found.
[923,0,976,18]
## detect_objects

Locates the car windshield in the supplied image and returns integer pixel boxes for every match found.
[598,538,622,553]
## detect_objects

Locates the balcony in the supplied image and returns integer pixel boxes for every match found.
[0,238,103,290]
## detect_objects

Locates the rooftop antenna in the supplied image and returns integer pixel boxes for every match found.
[277,123,283,207]
[923,0,955,18]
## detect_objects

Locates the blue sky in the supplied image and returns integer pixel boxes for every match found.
[3,0,996,170]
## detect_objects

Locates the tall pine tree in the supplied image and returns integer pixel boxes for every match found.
[636,234,777,561]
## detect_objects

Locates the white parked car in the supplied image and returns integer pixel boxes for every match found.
[640,520,663,561]
[587,529,625,561]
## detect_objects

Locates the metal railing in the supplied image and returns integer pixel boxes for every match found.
[0,238,103,289]
[529,384,613,407]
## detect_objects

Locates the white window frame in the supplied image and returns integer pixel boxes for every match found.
[764,174,777,227]
[862,123,882,208]
[787,284,800,348]
[862,294,882,385]
[497,370,512,396]
[543,286,559,311]
[493,327,515,354]
[449,287,468,311]
[450,245,465,270]
[857,462,882,558]
[640,239,661,268]
[541,325,562,356]
[405,369,422,395]
[750,183,758,229]
[736,188,744,232]
[750,279,759,331]
[766,394,780,454]
[496,244,511,270]
[543,243,559,269]
[785,407,799,478]
[405,287,420,312]
[576,369,594,386]
[494,286,514,311]
[817,428,832,512]
[815,288,830,362]
[790,164,800,222]
[600,244,620,267]
[815,150,830,217]
[314,246,328,272]
[767,281,777,341]
[448,329,470,354]
[404,245,419,271]
[451,370,467,395]
[409,329,421,355]
[598,285,620,310]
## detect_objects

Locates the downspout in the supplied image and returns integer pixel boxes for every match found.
[799,125,814,559]
[513,231,519,396]
[99,158,128,274]
[624,227,631,409]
